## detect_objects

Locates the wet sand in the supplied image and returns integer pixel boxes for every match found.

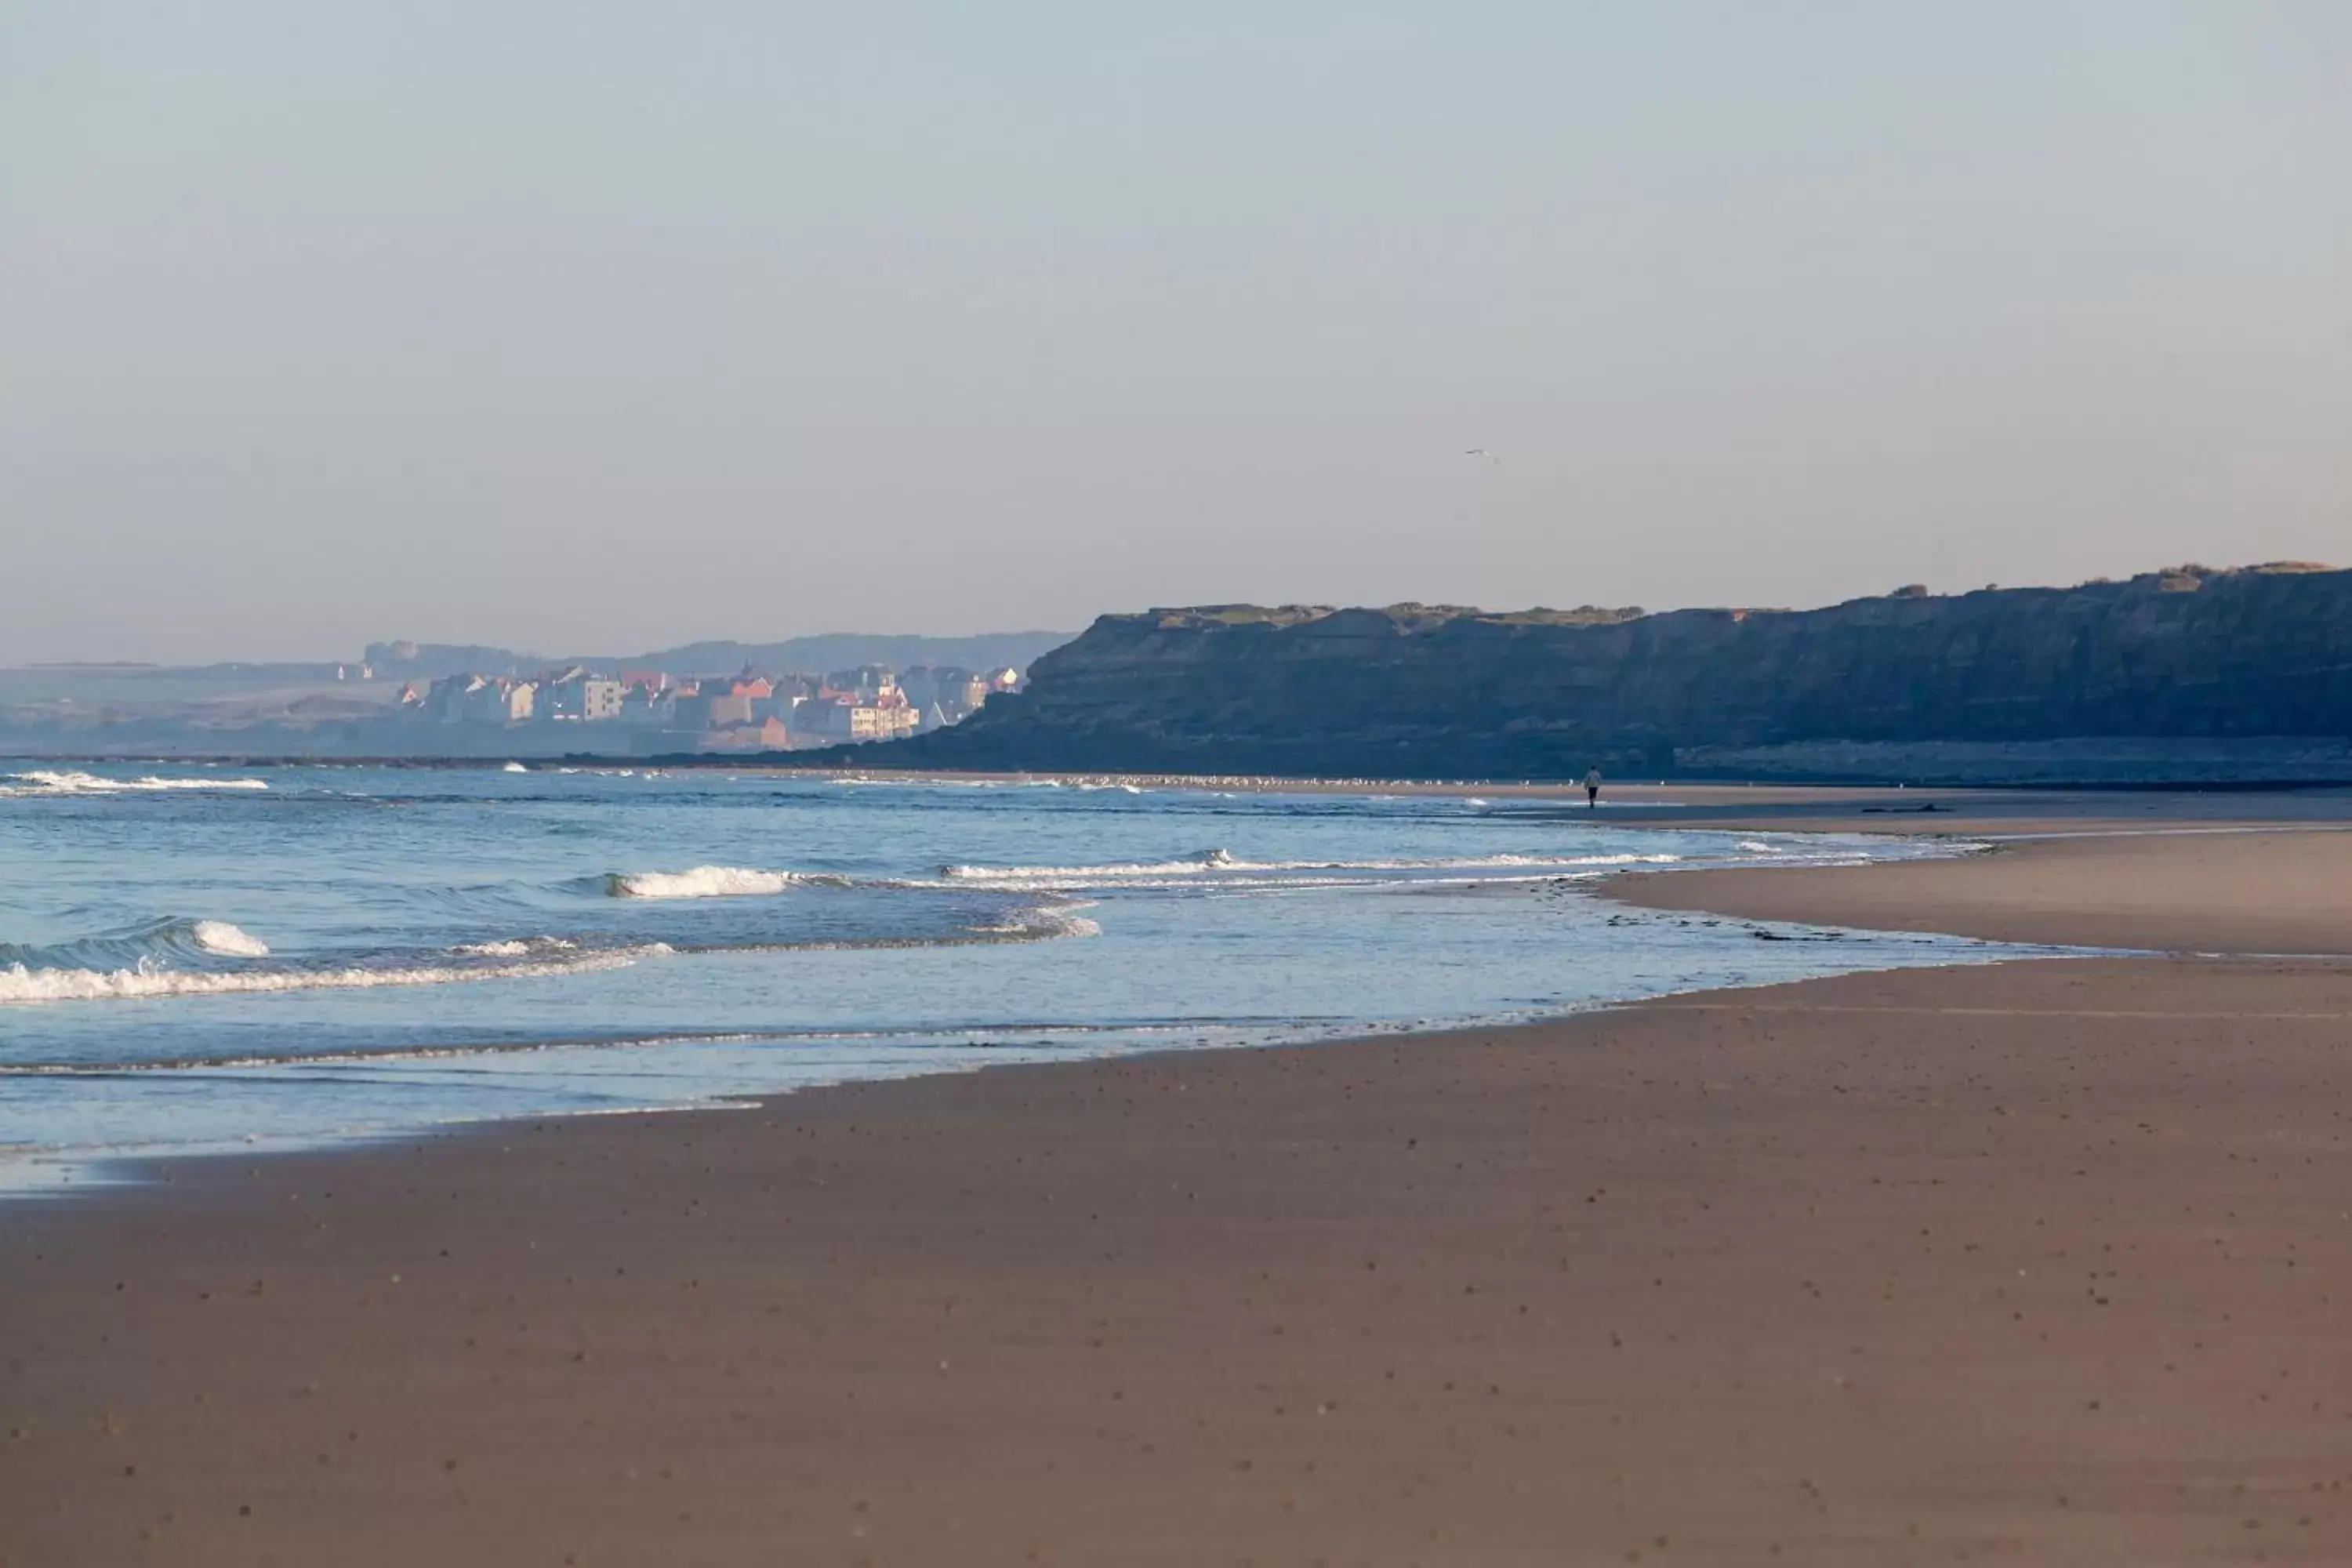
[1610,827,2352,954]
[7,811,2352,1565]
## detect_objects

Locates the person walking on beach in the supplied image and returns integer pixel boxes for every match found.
[1584,767,1602,809]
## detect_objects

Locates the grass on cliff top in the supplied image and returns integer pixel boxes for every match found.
[1139,604,1648,630]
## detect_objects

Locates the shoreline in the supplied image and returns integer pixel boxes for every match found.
[0,809,2014,1192]
[1604,826,2352,956]
[12,804,2346,1200]
[9,802,2352,1563]
[16,804,2351,1201]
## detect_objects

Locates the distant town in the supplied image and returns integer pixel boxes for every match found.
[396,649,1023,753]
[0,630,1069,759]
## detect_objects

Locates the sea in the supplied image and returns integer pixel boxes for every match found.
[0,762,2027,1192]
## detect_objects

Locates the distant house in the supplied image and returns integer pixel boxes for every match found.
[891,665,995,728]
[421,675,467,720]
[949,671,992,719]
[800,690,920,743]
[673,690,756,730]
[540,668,624,722]
[701,717,791,753]
[619,683,675,725]
[822,664,905,703]
[497,681,538,724]
[425,674,535,725]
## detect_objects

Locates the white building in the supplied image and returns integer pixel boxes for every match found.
[540,669,625,722]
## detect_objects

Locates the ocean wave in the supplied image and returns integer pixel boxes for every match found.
[0,770,270,797]
[969,902,1104,942]
[913,871,1416,895]
[189,920,270,957]
[604,866,849,899]
[0,942,671,1006]
[941,855,1233,881]
[453,936,579,957]
[937,849,1682,884]
[0,916,271,974]
[671,900,1105,955]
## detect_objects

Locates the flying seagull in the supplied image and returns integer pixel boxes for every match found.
[1464,448,1501,464]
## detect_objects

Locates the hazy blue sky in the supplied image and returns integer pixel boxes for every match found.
[5,2,2347,662]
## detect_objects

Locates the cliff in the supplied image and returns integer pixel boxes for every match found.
[855,564,2352,783]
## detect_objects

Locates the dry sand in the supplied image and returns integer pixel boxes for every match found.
[6,803,2352,1566]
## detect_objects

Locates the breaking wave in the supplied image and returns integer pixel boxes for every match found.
[0,884,1108,1006]
[453,936,579,957]
[0,942,672,1006]
[941,855,1236,881]
[0,916,271,975]
[189,920,270,957]
[937,849,1682,885]
[969,902,1103,942]
[605,866,849,899]
[0,770,270,797]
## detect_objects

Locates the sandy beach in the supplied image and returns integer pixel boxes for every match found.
[7,797,2352,1566]
[1613,822,2352,954]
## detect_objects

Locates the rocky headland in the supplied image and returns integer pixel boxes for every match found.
[854,563,2352,783]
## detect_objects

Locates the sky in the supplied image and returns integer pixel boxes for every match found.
[4,2,2347,664]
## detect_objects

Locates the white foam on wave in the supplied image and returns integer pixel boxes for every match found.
[0,943,670,1006]
[188,920,270,958]
[971,902,1104,942]
[503,761,529,773]
[2,915,274,971]
[455,936,579,957]
[941,856,1226,881]
[939,871,1425,895]
[937,850,1682,886]
[606,866,841,899]
[1,770,270,797]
